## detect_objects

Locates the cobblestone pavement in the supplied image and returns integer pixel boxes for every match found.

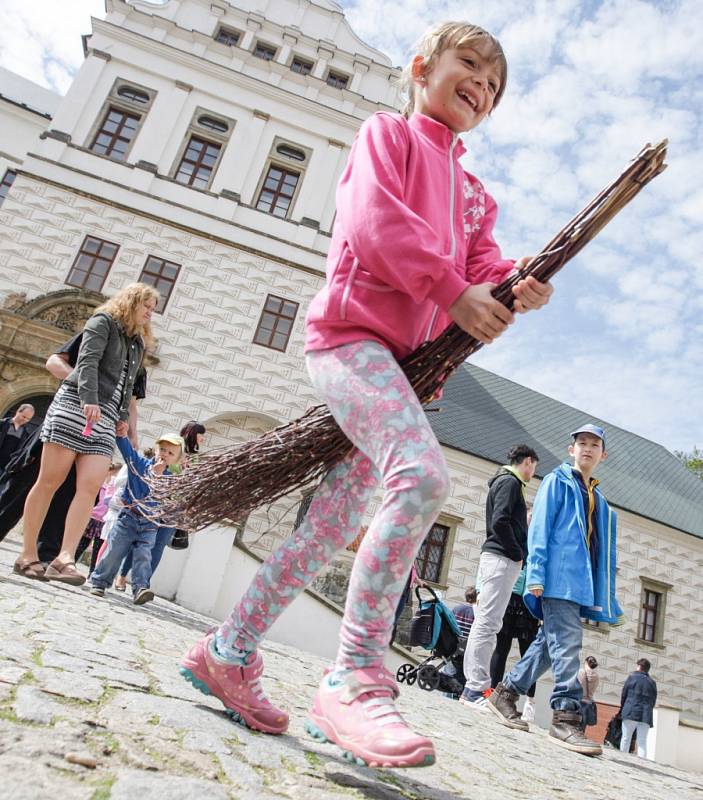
[1,535,702,800]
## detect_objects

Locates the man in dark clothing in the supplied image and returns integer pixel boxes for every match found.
[460,444,539,708]
[620,658,657,758]
[0,404,35,473]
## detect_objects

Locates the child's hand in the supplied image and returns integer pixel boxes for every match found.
[529,587,544,597]
[152,458,167,476]
[512,257,553,313]
[449,283,514,344]
[115,421,129,438]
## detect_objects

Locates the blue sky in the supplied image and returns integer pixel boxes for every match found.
[0,1,700,454]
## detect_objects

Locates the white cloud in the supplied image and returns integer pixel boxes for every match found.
[0,1,104,93]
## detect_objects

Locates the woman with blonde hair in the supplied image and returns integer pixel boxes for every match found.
[14,282,159,585]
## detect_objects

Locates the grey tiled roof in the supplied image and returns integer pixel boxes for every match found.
[428,363,703,540]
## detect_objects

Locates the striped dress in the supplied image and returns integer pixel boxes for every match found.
[41,362,127,458]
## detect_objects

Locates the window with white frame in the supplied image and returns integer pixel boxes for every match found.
[87,79,155,162]
[253,138,311,220]
[171,109,234,191]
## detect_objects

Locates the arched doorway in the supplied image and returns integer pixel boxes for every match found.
[0,287,105,420]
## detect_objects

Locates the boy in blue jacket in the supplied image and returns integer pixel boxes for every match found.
[90,426,183,605]
[487,424,624,756]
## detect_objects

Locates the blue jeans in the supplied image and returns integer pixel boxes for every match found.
[119,526,174,578]
[91,509,157,594]
[503,597,583,711]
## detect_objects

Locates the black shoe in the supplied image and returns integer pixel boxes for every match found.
[486,682,529,731]
[549,709,602,755]
[133,588,154,606]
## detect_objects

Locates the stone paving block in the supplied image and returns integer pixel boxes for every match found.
[109,769,230,800]
[183,730,232,754]
[32,667,105,702]
[100,690,240,737]
[0,658,28,685]
[14,685,62,724]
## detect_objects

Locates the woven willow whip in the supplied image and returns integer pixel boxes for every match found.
[151,140,667,531]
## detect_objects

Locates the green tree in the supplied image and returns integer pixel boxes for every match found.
[674,446,703,480]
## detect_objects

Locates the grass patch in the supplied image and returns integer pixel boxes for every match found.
[30,646,45,667]
[91,774,116,800]
[147,714,160,725]
[304,750,323,768]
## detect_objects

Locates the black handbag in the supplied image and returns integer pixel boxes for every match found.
[168,528,189,550]
[581,698,598,727]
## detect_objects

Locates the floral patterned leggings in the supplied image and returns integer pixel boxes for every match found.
[216,340,450,670]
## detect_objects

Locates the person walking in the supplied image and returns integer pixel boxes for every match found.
[460,444,539,708]
[13,283,157,585]
[487,424,624,757]
[620,658,657,758]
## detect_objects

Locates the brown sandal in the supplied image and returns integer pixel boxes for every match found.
[13,558,48,582]
[45,559,86,586]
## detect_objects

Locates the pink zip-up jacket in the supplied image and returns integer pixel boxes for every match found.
[305,112,515,359]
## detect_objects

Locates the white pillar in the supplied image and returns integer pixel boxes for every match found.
[649,705,680,766]
[175,526,237,617]
[47,51,111,141]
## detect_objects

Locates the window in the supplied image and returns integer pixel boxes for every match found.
[276,144,305,161]
[198,115,228,133]
[65,236,119,291]
[253,294,299,351]
[254,42,277,61]
[0,169,17,205]
[294,493,314,530]
[639,589,661,643]
[90,107,141,161]
[636,577,670,647]
[416,522,450,584]
[215,27,241,46]
[291,57,313,75]
[326,70,349,90]
[256,165,299,218]
[117,86,149,104]
[87,80,155,162]
[175,136,222,189]
[138,256,181,312]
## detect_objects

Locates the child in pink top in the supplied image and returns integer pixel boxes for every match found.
[181,21,552,767]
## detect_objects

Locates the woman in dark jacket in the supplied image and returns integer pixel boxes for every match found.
[620,658,658,758]
[14,283,158,585]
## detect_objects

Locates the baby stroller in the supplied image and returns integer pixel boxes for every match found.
[396,586,466,694]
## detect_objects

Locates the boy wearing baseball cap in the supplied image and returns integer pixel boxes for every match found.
[487,423,623,756]
[90,427,184,605]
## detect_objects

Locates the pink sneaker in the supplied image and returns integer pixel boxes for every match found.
[305,666,436,768]
[180,633,288,734]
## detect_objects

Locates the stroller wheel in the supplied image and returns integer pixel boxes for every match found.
[417,665,440,691]
[396,663,415,684]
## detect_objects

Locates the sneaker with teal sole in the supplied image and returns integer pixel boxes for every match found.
[180,633,288,735]
[305,666,435,768]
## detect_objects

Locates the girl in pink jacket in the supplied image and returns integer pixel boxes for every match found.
[180,21,552,767]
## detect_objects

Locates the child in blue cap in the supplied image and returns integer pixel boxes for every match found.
[486,423,623,756]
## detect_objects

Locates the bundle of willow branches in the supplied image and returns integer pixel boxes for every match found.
[151,140,667,531]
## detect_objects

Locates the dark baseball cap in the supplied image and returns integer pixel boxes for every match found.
[570,424,606,447]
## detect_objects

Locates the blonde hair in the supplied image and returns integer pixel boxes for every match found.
[400,22,508,118]
[95,282,159,348]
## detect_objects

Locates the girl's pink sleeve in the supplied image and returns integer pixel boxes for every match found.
[337,113,468,311]
[465,190,515,285]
